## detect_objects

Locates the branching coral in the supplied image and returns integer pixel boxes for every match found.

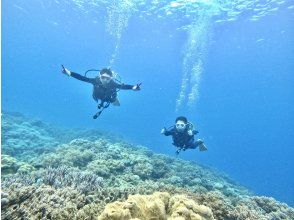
[2,166,104,194]
[1,185,86,220]
[39,166,104,194]
[231,196,294,220]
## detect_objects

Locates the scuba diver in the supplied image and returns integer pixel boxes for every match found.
[61,65,141,119]
[161,116,207,155]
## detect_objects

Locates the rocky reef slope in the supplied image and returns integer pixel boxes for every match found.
[1,112,293,219]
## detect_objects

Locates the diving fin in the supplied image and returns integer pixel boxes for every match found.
[93,111,102,119]
[199,143,208,152]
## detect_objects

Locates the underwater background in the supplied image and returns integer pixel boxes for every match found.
[2,0,294,211]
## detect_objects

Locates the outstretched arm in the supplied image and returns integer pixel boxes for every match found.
[161,128,173,136]
[70,72,96,84]
[61,65,96,84]
[114,82,141,91]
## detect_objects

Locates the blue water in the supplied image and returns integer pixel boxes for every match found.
[2,0,294,206]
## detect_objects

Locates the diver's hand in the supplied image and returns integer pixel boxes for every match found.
[132,83,141,91]
[161,128,166,134]
[61,65,71,76]
[187,130,193,136]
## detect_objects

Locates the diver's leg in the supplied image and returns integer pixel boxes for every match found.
[112,97,121,106]
[185,139,198,149]
[186,139,207,151]
[195,139,207,151]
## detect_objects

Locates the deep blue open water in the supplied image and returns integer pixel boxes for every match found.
[2,0,294,205]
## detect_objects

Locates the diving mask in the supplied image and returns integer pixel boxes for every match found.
[175,122,186,131]
[100,74,112,84]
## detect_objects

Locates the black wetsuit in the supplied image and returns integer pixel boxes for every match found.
[70,72,134,103]
[163,127,201,150]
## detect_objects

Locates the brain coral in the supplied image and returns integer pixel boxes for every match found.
[98,192,215,220]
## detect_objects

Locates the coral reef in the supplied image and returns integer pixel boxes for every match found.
[1,112,59,159]
[38,166,104,194]
[182,190,294,220]
[168,194,214,220]
[2,166,104,194]
[33,138,249,198]
[1,112,294,219]
[1,112,121,163]
[1,185,86,220]
[98,192,215,220]
[232,196,294,220]
[1,154,35,175]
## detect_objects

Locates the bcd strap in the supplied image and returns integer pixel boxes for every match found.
[84,69,100,77]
